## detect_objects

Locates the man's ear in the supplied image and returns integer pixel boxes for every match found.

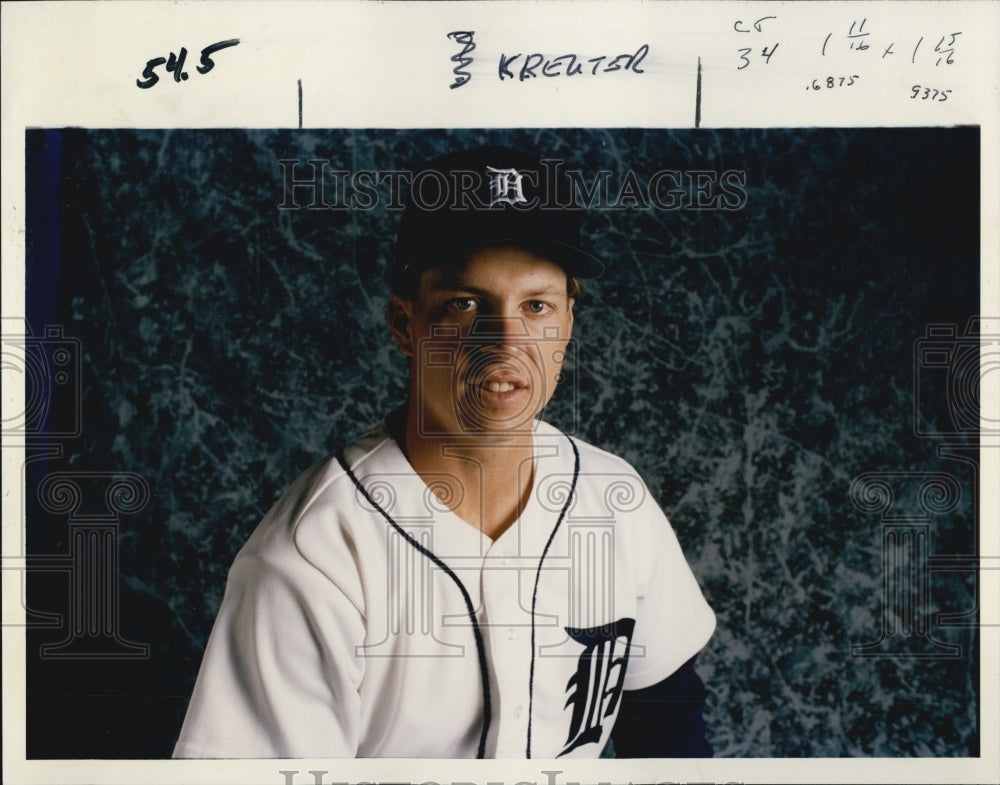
[387,293,415,357]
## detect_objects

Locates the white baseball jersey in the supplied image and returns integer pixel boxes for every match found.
[173,418,715,759]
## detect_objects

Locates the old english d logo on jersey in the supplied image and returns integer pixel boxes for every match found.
[558,617,636,756]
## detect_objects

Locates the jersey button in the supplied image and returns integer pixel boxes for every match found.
[506,628,517,640]
[514,705,523,718]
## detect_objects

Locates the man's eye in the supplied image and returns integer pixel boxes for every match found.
[449,298,477,312]
[526,301,550,314]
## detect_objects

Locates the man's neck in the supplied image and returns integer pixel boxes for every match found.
[398,412,536,540]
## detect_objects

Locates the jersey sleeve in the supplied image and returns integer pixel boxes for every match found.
[172,549,365,758]
[622,490,716,691]
[611,655,712,757]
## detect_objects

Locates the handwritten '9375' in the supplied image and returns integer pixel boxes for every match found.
[136,39,240,89]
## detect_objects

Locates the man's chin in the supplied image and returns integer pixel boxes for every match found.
[452,416,540,440]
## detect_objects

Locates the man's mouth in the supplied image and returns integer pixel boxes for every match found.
[482,380,520,393]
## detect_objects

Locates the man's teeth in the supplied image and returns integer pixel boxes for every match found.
[484,381,516,393]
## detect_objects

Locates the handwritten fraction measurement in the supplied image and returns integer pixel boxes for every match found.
[807,75,860,90]
[910,85,952,102]
[446,31,648,87]
[729,14,964,70]
[820,19,961,64]
[136,39,240,89]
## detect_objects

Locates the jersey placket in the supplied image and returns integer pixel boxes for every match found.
[479,529,535,756]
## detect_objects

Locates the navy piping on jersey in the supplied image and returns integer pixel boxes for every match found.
[336,448,493,758]
[526,435,580,758]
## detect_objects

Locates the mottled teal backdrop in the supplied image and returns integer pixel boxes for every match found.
[23,127,980,758]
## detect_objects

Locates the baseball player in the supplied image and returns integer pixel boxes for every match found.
[173,146,716,759]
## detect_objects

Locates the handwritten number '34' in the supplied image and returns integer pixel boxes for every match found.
[737,44,778,69]
[137,39,240,89]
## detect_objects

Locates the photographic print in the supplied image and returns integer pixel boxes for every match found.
[20,124,981,755]
[3,3,998,785]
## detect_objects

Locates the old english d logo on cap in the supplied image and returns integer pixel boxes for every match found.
[390,145,605,291]
[486,166,528,207]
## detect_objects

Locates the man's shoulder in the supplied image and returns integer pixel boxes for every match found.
[537,420,644,476]
[338,419,397,468]
[535,422,661,530]
[238,421,400,557]
[286,420,401,509]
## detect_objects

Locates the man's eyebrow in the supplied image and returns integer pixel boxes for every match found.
[521,286,566,297]
[426,280,489,295]
[427,279,565,297]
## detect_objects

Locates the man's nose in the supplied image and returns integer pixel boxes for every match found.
[469,316,530,344]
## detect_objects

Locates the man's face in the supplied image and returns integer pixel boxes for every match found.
[390,245,575,440]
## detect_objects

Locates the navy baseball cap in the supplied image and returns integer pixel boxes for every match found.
[390,146,605,293]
